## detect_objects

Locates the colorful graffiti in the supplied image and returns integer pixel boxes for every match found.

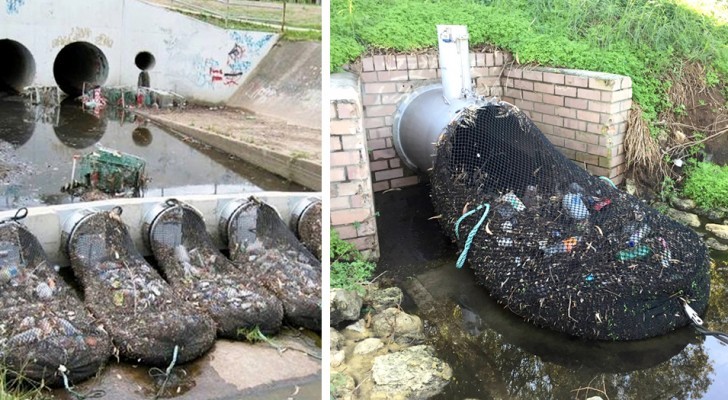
[6,0,25,14]
[190,31,275,88]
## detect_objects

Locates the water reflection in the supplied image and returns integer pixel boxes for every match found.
[53,104,107,149]
[376,186,728,400]
[0,100,305,211]
[0,99,34,146]
[132,127,153,147]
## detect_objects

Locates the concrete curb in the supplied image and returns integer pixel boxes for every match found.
[135,111,322,190]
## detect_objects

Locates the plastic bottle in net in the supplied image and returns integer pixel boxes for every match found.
[145,199,284,337]
[430,102,710,341]
[222,198,322,331]
[65,207,216,365]
[0,209,112,386]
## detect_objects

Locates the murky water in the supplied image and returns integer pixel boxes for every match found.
[0,99,304,211]
[376,185,728,400]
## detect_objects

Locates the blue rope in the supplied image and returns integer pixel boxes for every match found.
[599,176,617,189]
[455,203,490,269]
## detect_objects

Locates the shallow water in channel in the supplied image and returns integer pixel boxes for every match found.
[376,185,728,400]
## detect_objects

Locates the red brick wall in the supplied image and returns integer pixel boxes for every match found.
[330,73,380,260]
[356,51,632,191]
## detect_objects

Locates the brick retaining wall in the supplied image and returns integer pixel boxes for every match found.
[357,51,632,191]
[330,73,380,260]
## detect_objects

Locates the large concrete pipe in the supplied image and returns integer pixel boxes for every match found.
[392,25,479,172]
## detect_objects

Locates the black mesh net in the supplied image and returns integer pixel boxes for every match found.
[225,198,322,331]
[67,208,216,365]
[430,103,710,341]
[147,200,284,337]
[0,214,111,387]
[298,201,322,261]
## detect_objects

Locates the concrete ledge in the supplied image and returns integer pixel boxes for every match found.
[0,192,317,266]
[137,111,321,191]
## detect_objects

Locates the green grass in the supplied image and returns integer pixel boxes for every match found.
[682,161,728,209]
[332,0,728,123]
[0,367,48,400]
[330,229,376,293]
[179,11,321,41]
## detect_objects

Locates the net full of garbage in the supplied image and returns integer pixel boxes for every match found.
[64,207,216,365]
[291,197,323,260]
[145,199,284,337]
[0,209,112,387]
[430,102,710,341]
[221,197,322,331]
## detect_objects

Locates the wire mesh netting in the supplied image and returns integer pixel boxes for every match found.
[147,200,284,338]
[0,214,111,386]
[430,103,710,340]
[297,200,322,260]
[66,208,216,365]
[225,198,322,331]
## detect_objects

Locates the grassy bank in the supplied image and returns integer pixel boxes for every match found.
[332,0,728,124]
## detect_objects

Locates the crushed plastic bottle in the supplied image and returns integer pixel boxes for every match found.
[563,193,590,220]
[657,237,671,268]
[543,236,581,256]
[522,185,539,208]
[502,193,526,212]
[593,198,612,211]
[628,225,651,247]
[616,245,651,261]
[497,237,513,247]
[0,265,19,283]
[501,221,513,233]
[494,203,516,219]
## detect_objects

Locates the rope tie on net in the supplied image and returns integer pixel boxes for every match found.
[455,202,490,269]
[0,207,28,225]
[599,176,618,189]
[58,365,106,399]
[151,344,180,400]
[682,298,728,345]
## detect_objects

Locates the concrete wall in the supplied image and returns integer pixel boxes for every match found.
[228,41,322,130]
[357,51,632,191]
[330,73,380,260]
[0,0,277,103]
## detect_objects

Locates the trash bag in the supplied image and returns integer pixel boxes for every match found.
[145,199,284,337]
[222,198,322,331]
[0,209,112,387]
[430,102,710,341]
[64,207,216,365]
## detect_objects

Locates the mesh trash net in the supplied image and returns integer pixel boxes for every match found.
[297,200,322,261]
[430,103,710,341]
[0,211,111,387]
[146,200,284,337]
[225,198,322,331]
[66,207,216,365]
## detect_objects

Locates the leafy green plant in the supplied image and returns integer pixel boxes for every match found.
[659,175,677,203]
[330,229,375,293]
[682,161,728,209]
[331,0,728,125]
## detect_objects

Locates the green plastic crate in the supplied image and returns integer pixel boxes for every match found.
[78,147,146,194]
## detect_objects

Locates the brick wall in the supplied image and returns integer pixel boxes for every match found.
[330,73,380,260]
[356,51,632,191]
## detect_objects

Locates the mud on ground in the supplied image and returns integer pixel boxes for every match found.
[141,106,321,164]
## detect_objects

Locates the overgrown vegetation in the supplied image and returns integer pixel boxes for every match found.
[333,0,728,202]
[330,229,375,293]
[332,0,728,122]
[0,367,48,400]
[682,161,728,209]
[180,11,321,41]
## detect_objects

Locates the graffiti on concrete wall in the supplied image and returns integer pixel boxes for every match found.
[190,31,275,88]
[6,0,25,14]
[52,27,114,49]
[52,27,91,48]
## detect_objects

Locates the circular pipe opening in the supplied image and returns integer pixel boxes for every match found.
[53,42,109,96]
[0,39,36,94]
[135,51,156,71]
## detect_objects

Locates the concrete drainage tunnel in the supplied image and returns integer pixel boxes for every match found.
[0,39,36,94]
[392,25,710,341]
[53,41,109,96]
